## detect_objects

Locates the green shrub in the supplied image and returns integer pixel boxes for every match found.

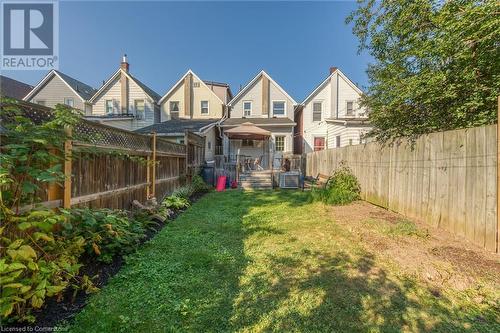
[60,208,147,264]
[192,174,211,193]
[162,196,190,210]
[310,161,361,205]
[0,208,90,323]
[171,184,195,200]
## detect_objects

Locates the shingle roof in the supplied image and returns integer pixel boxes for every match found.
[221,117,295,127]
[54,70,97,100]
[128,75,161,102]
[0,75,33,100]
[135,118,219,135]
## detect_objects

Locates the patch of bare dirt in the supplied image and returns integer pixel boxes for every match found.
[327,201,500,292]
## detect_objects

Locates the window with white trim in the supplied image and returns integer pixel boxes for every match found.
[272,101,285,116]
[275,136,285,152]
[135,99,145,120]
[336,135,341,148]
[346,101,354,116]
[201,100,209,114]
[64,98,74,107]
[243,101,252,117]
[105,100,113,114]
[170,101,179,113]
[312,102,322,122]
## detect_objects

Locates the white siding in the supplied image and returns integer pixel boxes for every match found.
[91,74,157,131]
[301,70,370,152]
[27,75,86,111]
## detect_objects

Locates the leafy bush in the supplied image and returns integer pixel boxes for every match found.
[310,161,361,205]
[0,208,89,323]
[171,184,195,200]
[162,196,190,210]
[60,208,147,264]
[191,174,211,193]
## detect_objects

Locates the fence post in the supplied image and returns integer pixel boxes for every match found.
[63,127,72,208]
[146,155,150,199]
[47,148,62,204]
[151,132,157,198]
[497,95,499,253]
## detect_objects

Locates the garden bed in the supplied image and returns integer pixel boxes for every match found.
[5,192,207,329]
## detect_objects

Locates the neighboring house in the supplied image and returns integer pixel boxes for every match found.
[147,70,232,161]
[88,55,161,131]
[295,67,370,154]
[23,70,96,113]
[135,118,220,161]
[221,70,297,168]
[1,75,33,100]
[158,70,231,121]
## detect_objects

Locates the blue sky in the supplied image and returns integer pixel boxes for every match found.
[4,1,372,101]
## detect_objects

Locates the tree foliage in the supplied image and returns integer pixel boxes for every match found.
[347,0,500,142]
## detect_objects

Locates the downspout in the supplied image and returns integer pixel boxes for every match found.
[336,73,339,119]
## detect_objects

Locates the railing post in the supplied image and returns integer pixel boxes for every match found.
[146,155,150,199]
[151,132,157,198]
[63,127,72,208]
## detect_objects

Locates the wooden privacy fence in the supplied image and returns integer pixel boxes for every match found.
[185,131,205,178]
[4,102,190,211]
[306,124,498,253]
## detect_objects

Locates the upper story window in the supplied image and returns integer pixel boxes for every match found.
[193,82,200,88]
[272,101,285,116]
[201,100,209,114]
[312,102,322,122]
[243,101,252,117]
[346,101,354,116]
[64,98,74,107]
[36,100,46,106]
[135,99,145,120]
[105,100,114,114]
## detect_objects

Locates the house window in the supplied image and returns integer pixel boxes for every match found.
[314,137,325,151]
[243,101,252,117]
[346,101,354,116]
[275,136,285,152]
[336,135,341,148]
[201,100,209,114]
[312,102,322,122]
[105,100,114,114]
[193,82,200,88]
[170,101,180,119]
[208,141,212,150]
[36,100,46,106]
[135,99,145,120]
[64,98,74,107]
[242,139,253,147]
[349,139,353,145]
[272,101,285,116]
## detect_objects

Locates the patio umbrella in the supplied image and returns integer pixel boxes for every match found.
[224,122,271,140]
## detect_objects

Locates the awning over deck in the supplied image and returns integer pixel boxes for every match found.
[224,122,271,140]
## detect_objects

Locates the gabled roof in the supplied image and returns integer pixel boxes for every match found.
[135,118,219,135]
[89,69,160,103]
[158,69,225,105]
[1,75,33,100]
[228,70,297,107]
[23,70,97,102]
[300,68,363,106]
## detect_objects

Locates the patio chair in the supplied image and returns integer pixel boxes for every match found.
[254,156,264,171]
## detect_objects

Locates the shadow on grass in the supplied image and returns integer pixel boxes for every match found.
[68,190,499,332]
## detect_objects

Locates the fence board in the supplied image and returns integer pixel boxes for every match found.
[306,124,498,252]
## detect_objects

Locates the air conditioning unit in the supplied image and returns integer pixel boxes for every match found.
[279,172,300,189]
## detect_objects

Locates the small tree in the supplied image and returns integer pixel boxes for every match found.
[0,99,81,213]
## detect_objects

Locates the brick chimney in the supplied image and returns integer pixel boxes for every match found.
[330,67,338,74]
[121,54,129,72]
[120,54,129,114]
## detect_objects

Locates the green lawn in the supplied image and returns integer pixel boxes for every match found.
[67,191,499,332]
